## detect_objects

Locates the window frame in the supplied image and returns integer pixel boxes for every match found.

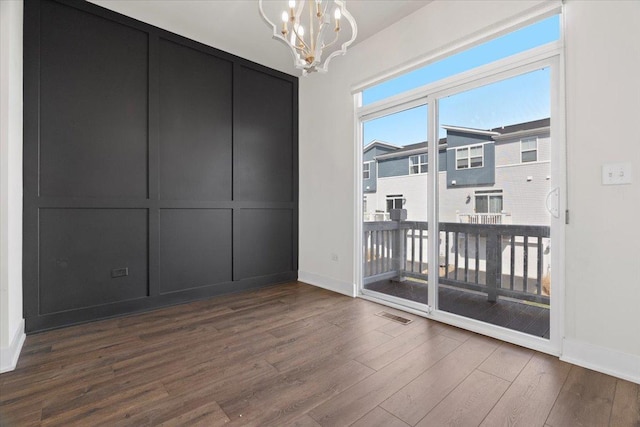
[520,137,538,163]
[474,190,504,214]
[355,5,565,356]
[363,161,372,179]
[409,154,428,175]
[456,144,484,170]
[385,194,404,212]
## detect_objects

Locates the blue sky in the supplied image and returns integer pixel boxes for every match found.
[363,15,559,146]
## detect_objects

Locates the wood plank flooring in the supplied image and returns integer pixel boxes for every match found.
[1,282,637,426]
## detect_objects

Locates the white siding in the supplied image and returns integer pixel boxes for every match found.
[495,133,550,166]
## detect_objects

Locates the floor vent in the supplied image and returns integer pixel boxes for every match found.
[376,311,412,325]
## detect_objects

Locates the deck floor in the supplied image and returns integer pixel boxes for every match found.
[364,279,550,338]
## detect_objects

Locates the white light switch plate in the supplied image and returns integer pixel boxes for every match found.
[602,162,633,185]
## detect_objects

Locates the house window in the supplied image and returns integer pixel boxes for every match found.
[521,137,538,163]
[363,162,371,179]
[456,144,484,169]
[386,194,404,212]
[409,154,427,174]
[475,190,503,213]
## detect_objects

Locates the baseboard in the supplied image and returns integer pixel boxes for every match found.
[0,319,25,373]
[298,271,356,297]
[562,338,640,385]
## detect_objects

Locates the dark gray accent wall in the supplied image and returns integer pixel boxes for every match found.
[23,0,298,333]
[446,131,495,188]
[234,67,294,202]
[38,1,149,199]
[38,209,148,315]
[159,209,233,294]
[158,39,233,201]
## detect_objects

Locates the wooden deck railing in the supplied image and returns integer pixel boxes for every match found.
[364,219,551,304]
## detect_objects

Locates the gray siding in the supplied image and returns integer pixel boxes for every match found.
[378,149,447,178]
[364,161,377,193]
[378,157,409,177]
[364,145,394,161]
[438,150,447,172]
[446,131,495,188]
[363,145,395,193]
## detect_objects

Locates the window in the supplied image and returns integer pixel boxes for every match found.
[475,190,503,213]
[521,137,538,163]
[456,144,484,169]
[409,154,427,174]
[363,162,371,179]
[386,195,404,212]
[362,15,560,105]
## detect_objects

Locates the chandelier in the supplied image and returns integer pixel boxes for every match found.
[258,0,357,74]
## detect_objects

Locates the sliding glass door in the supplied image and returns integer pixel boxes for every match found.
[361,103,431,310]
[358,56,563,354]
[435,66,554,339]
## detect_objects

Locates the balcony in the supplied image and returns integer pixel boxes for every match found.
[364,211,390,222]
[455,211,512,224]
[363,213,550,338]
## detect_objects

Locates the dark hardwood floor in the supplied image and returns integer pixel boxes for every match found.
[1,282,637,426]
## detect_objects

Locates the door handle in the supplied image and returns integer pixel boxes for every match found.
[546,187,559,218]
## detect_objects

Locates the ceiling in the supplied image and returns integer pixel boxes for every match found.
[90,0,432,75]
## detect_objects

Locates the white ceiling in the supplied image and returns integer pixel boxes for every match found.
[90,0,431,75]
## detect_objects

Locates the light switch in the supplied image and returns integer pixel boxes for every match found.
[602,163,632,185]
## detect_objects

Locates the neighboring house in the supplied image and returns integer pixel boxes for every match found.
[363,118,551,225]
[363,140,400,221]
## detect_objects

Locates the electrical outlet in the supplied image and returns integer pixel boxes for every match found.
[331,253,339,262]
[111,267,129,278]
[602,163,632,185]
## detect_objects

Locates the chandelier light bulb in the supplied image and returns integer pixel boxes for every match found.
[281,11,288,22]
[334,7,341,20]
[288,0,295,8]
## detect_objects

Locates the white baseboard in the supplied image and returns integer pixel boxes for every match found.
[562,338,640,385]
[0,319,25,374]
[298,271,356,297]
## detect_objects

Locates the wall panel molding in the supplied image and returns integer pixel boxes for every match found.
[23,0,298,332]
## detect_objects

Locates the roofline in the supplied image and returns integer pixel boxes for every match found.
[492,126,550,141]
[363,140,400,152]
[375,144,448,160]
[441,125,501,137]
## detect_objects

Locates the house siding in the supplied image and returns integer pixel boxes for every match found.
[445,130,495,188]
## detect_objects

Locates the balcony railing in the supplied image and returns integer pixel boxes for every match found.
[364,211,390,222]
[363,215,550,305]
[456,212,511,224]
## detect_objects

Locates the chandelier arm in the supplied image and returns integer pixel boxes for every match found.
[321,30,341,50]
[321,0,330,19]
[291,24,311,54]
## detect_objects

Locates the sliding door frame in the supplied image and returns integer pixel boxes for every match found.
[355,40,566,356]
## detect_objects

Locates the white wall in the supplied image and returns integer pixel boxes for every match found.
[0,0,25,373]
[299,0,640,383]
[561,0,640,380]
[299,0,550,293]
